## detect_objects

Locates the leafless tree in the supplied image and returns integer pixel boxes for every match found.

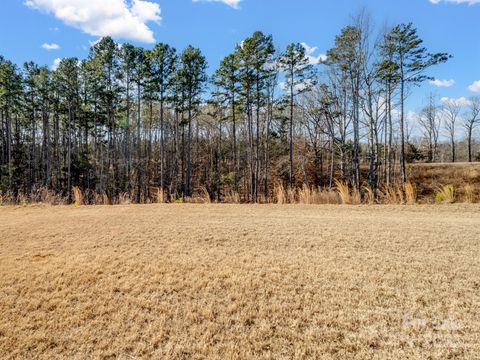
[463,97,480,162]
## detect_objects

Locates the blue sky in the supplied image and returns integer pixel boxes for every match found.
[0,0,479,112]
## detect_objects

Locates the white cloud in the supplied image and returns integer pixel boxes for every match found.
[25,0,161,43]
[441,97,471,106]
[49,26,59,31]
[51,58,61,70]
[429,79,454,87]
[468,80,480,93]
[406,111,421,125]
[278,81,307,92]
[192,0,242,9]
[300,42,327,65]
[301,42,318,55]
[42,42,60,50]
[430,0,480,4]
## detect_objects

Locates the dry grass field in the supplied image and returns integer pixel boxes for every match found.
[1,204,479,359]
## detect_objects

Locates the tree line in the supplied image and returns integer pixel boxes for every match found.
[2,13,477,204]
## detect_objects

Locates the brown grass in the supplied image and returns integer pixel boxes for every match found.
[463,183,476,203]
[335,180,351,204]
[405,181,417,205]
[200,187,211,204]
[274,182,287,205]
[1,204,479,359]
[410,162,480,203]
[72,186,84,206]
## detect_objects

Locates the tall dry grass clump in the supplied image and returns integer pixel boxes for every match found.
[405,181,417,205]
[298,184,313,204]
[435,184,455,204]
[281,185,341,205]
[224,190,241,204]
[463,183,475,203]
[463,183,476,203]
[379,184,406,205]
[351,188,361,205]
[275,182,287,204]
[102,194,110,205]
[72,187,84,206]
[287,187,296,204]
[362,186,375,205]
[335,180,360,205]
[318,189,341,204]
[335,180,351,204]
[200,187,211,204]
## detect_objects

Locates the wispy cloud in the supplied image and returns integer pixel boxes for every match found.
[441,97,471,106]
[192,0,242,9]
[26,0,161,43]
[429,79,455,87]
[42,42,60,50]
[429,0,480,5]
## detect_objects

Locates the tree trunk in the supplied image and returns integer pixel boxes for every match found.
[289,71,294,188]
[160,93,165,191]
[136,82,142,203]
[400,77,407,186]
[185,99,193,197]
[468,127,473,163]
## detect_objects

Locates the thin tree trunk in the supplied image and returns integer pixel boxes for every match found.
[185,99,193,197]
[289,71,294,188]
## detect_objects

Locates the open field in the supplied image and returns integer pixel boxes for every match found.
[1,205,479,359]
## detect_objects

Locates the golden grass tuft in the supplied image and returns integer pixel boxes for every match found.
[362,185,375,205]
[405,181,417,205]
[200,187,211,204]
[435,184,455,204]
[102,194,110,205]
[72,186,83,206]
[274,182,287,204]
[335,180,351,205]
[298,184,312,204]
[379,184,408,205]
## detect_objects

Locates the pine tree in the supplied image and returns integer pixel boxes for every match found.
[147,43,177,191]
[279,42,316,188]
[213,53,241,190]
[383,23,450,185]
[178,46,207,197]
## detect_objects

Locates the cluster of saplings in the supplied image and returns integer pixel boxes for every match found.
[0,13,459,204]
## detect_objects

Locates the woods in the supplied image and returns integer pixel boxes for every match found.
[1,17,477,204]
